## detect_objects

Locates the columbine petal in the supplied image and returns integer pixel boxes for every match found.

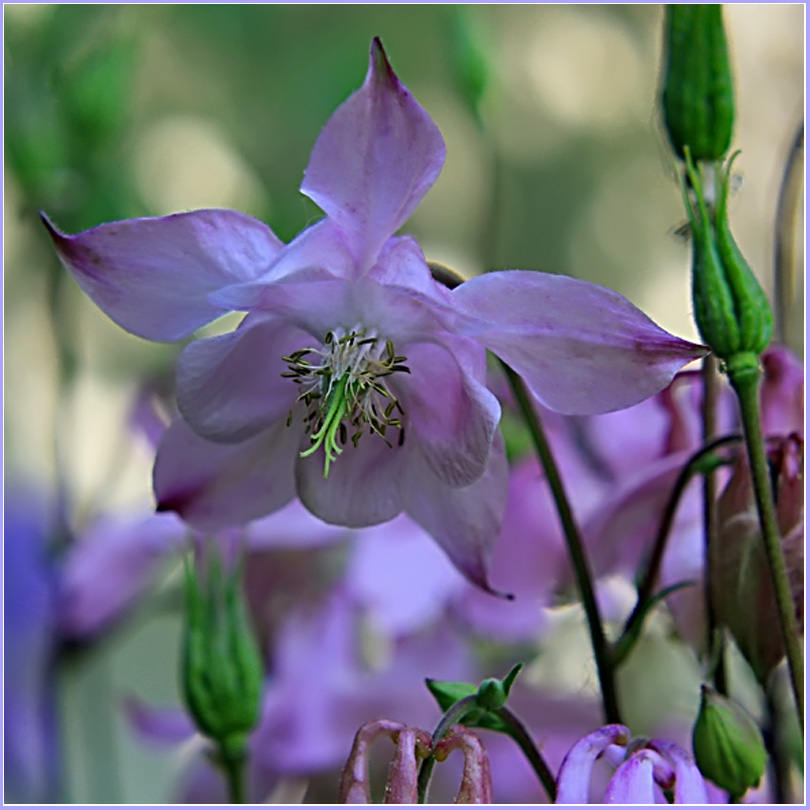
[295,431,414,527]
[454,270,706,415]
[556,724,632,804]
[153,416,299,530]
[396,337,500,487]
[406,434,509,595]
[209,218,356,311]
[41,210,283,341]
[368,236,455,305]
[605,752,656,804]
[648,740,708,803]
[176,316,309,443]
[300,37,445,272]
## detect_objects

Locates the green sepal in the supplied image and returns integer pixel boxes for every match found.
[425,663,524,733]
[680,153,741,358]
[662,5,734,161]
[680,151,773,367]
[713,154,774,358]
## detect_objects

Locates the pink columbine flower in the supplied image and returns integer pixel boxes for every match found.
[556,724,708,804]
[42,38,704,591]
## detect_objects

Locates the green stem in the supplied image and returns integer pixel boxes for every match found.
[495,707,557,801]
[701,356,728,695]
[616,434,741,664]
[502,363,621,724]
[218,740,247,804]
[416,694,479,803]
[773,122,804,346]
[729,368,803,729]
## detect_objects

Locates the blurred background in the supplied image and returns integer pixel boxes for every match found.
[4,4,805,804]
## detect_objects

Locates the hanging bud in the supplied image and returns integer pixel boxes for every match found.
[180,550,263,756]
[692,685,766,798]
[662,5,735,161]
[679,150,774,379]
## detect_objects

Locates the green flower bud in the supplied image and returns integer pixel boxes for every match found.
[662,5,735,161]
[181,551,264,751]
[713,154,774,363]
[680,151,773,375]
[692,685,766,798]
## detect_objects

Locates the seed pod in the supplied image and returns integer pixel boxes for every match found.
[662,5,735,161]
[692,685,766,798]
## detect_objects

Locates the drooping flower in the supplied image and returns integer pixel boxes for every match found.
[43,38,704,590]
[555,724,708,804]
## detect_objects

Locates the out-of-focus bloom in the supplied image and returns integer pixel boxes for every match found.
[555,724,708,804]
[43,38,703,591]
[4,489,60,803]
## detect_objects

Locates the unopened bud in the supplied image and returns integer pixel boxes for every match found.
[181,551,263,752]
[680,151,773,376]
[692,685,766,798]
[662,5,734,161]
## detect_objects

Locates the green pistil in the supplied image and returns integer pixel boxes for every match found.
[300,375,349,477]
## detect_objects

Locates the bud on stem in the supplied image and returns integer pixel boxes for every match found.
[692,685,766,799]
[662,4,734,161]
[679,149,773,378]
[181,548,264,801]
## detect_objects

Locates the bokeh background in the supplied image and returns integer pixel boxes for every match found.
[4,3,805,804]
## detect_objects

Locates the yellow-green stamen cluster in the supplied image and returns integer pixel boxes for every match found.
[282,328,410,476]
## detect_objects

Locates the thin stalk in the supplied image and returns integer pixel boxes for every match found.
[764,676,793,803]
[496,707,557,801]
[729,369,803,728]
[701,356,727,694]
[218,741,247,804]
[773,122,804,346]
[416,694,479,803]
[502,363,621,724]
[617,434,741,662]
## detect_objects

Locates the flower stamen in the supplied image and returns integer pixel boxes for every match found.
[283,328,410,477]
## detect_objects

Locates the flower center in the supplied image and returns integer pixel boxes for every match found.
[282,328,410,477]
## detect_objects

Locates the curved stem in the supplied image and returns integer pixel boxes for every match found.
[617,433,742,662]
[729,369,803,729]
[416,694,479,803]
[502,363,621,724]
[495,707,557,801]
